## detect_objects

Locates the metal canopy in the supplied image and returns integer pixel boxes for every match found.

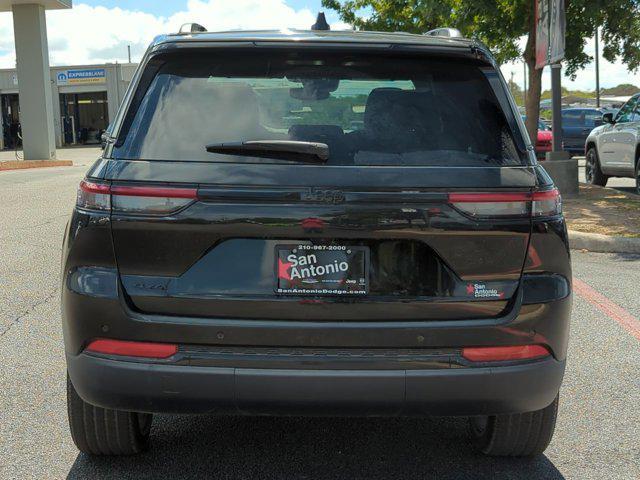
[0,0,71,11]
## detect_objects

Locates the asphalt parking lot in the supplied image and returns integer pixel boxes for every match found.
[1,151,639,479]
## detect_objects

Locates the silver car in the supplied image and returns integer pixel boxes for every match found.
[585,94,640,194]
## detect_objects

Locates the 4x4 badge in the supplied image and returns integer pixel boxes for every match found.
[301,188,345,204]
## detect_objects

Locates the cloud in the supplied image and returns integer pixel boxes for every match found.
[0,0,346,67]
[0,0,633,90]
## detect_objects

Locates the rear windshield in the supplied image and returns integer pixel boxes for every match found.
[113,50,525,166]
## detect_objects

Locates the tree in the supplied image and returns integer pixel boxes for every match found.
[322,0,640,143]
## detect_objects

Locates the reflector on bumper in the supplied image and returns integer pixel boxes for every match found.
[86,338,178,359]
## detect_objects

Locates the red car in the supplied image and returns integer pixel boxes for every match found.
[536,122,553,158]
[523,117,552,159]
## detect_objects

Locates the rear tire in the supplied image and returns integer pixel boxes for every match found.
[468,395,558,457]
[67,374,152,455]
[635,160,640,195]
[585,147,608,186]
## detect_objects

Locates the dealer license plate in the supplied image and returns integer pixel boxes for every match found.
[275,245,369,296]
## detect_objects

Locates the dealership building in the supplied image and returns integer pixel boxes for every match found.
[0,62,137,150]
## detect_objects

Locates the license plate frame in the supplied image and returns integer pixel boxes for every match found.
[274,244,369,296]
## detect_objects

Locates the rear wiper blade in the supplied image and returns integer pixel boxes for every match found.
[205,140,329,163]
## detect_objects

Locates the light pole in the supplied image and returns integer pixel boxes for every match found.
[510,70,515,99]
[594,26,600,108]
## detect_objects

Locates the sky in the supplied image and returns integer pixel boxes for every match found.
[0,0,636,92]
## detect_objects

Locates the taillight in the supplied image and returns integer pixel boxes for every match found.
[448,189,561,217]
[462,345,550,362]
[86,338,178,359]
[75,180,198,214]
[531,189,562,217]
[110,185,197,215]
[77,180,111,211]
[449,192,529,217]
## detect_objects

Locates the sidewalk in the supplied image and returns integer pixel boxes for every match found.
[0,146,100,169]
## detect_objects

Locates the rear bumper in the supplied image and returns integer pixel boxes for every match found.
[67,352,565,416]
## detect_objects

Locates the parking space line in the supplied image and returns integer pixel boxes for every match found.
[573,278,640,341]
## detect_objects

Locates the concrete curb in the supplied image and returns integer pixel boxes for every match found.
[0,160,73,171]
[569,230,640,254]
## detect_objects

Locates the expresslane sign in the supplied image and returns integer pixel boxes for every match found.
[56,68,106,85]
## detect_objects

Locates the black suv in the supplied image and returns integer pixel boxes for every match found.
[62,26,572,457]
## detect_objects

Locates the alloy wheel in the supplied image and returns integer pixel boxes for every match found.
[585,151,595,183]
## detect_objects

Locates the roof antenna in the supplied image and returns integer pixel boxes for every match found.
[311,12,330,31]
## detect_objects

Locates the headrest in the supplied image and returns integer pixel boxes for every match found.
[363,87,403,132]
[363,87,438,147]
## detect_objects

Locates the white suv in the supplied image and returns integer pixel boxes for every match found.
[585,93,640,194]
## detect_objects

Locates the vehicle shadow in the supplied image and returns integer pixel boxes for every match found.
[612,252,640,262]
[615,186,639,196]
[66,415,565,480]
